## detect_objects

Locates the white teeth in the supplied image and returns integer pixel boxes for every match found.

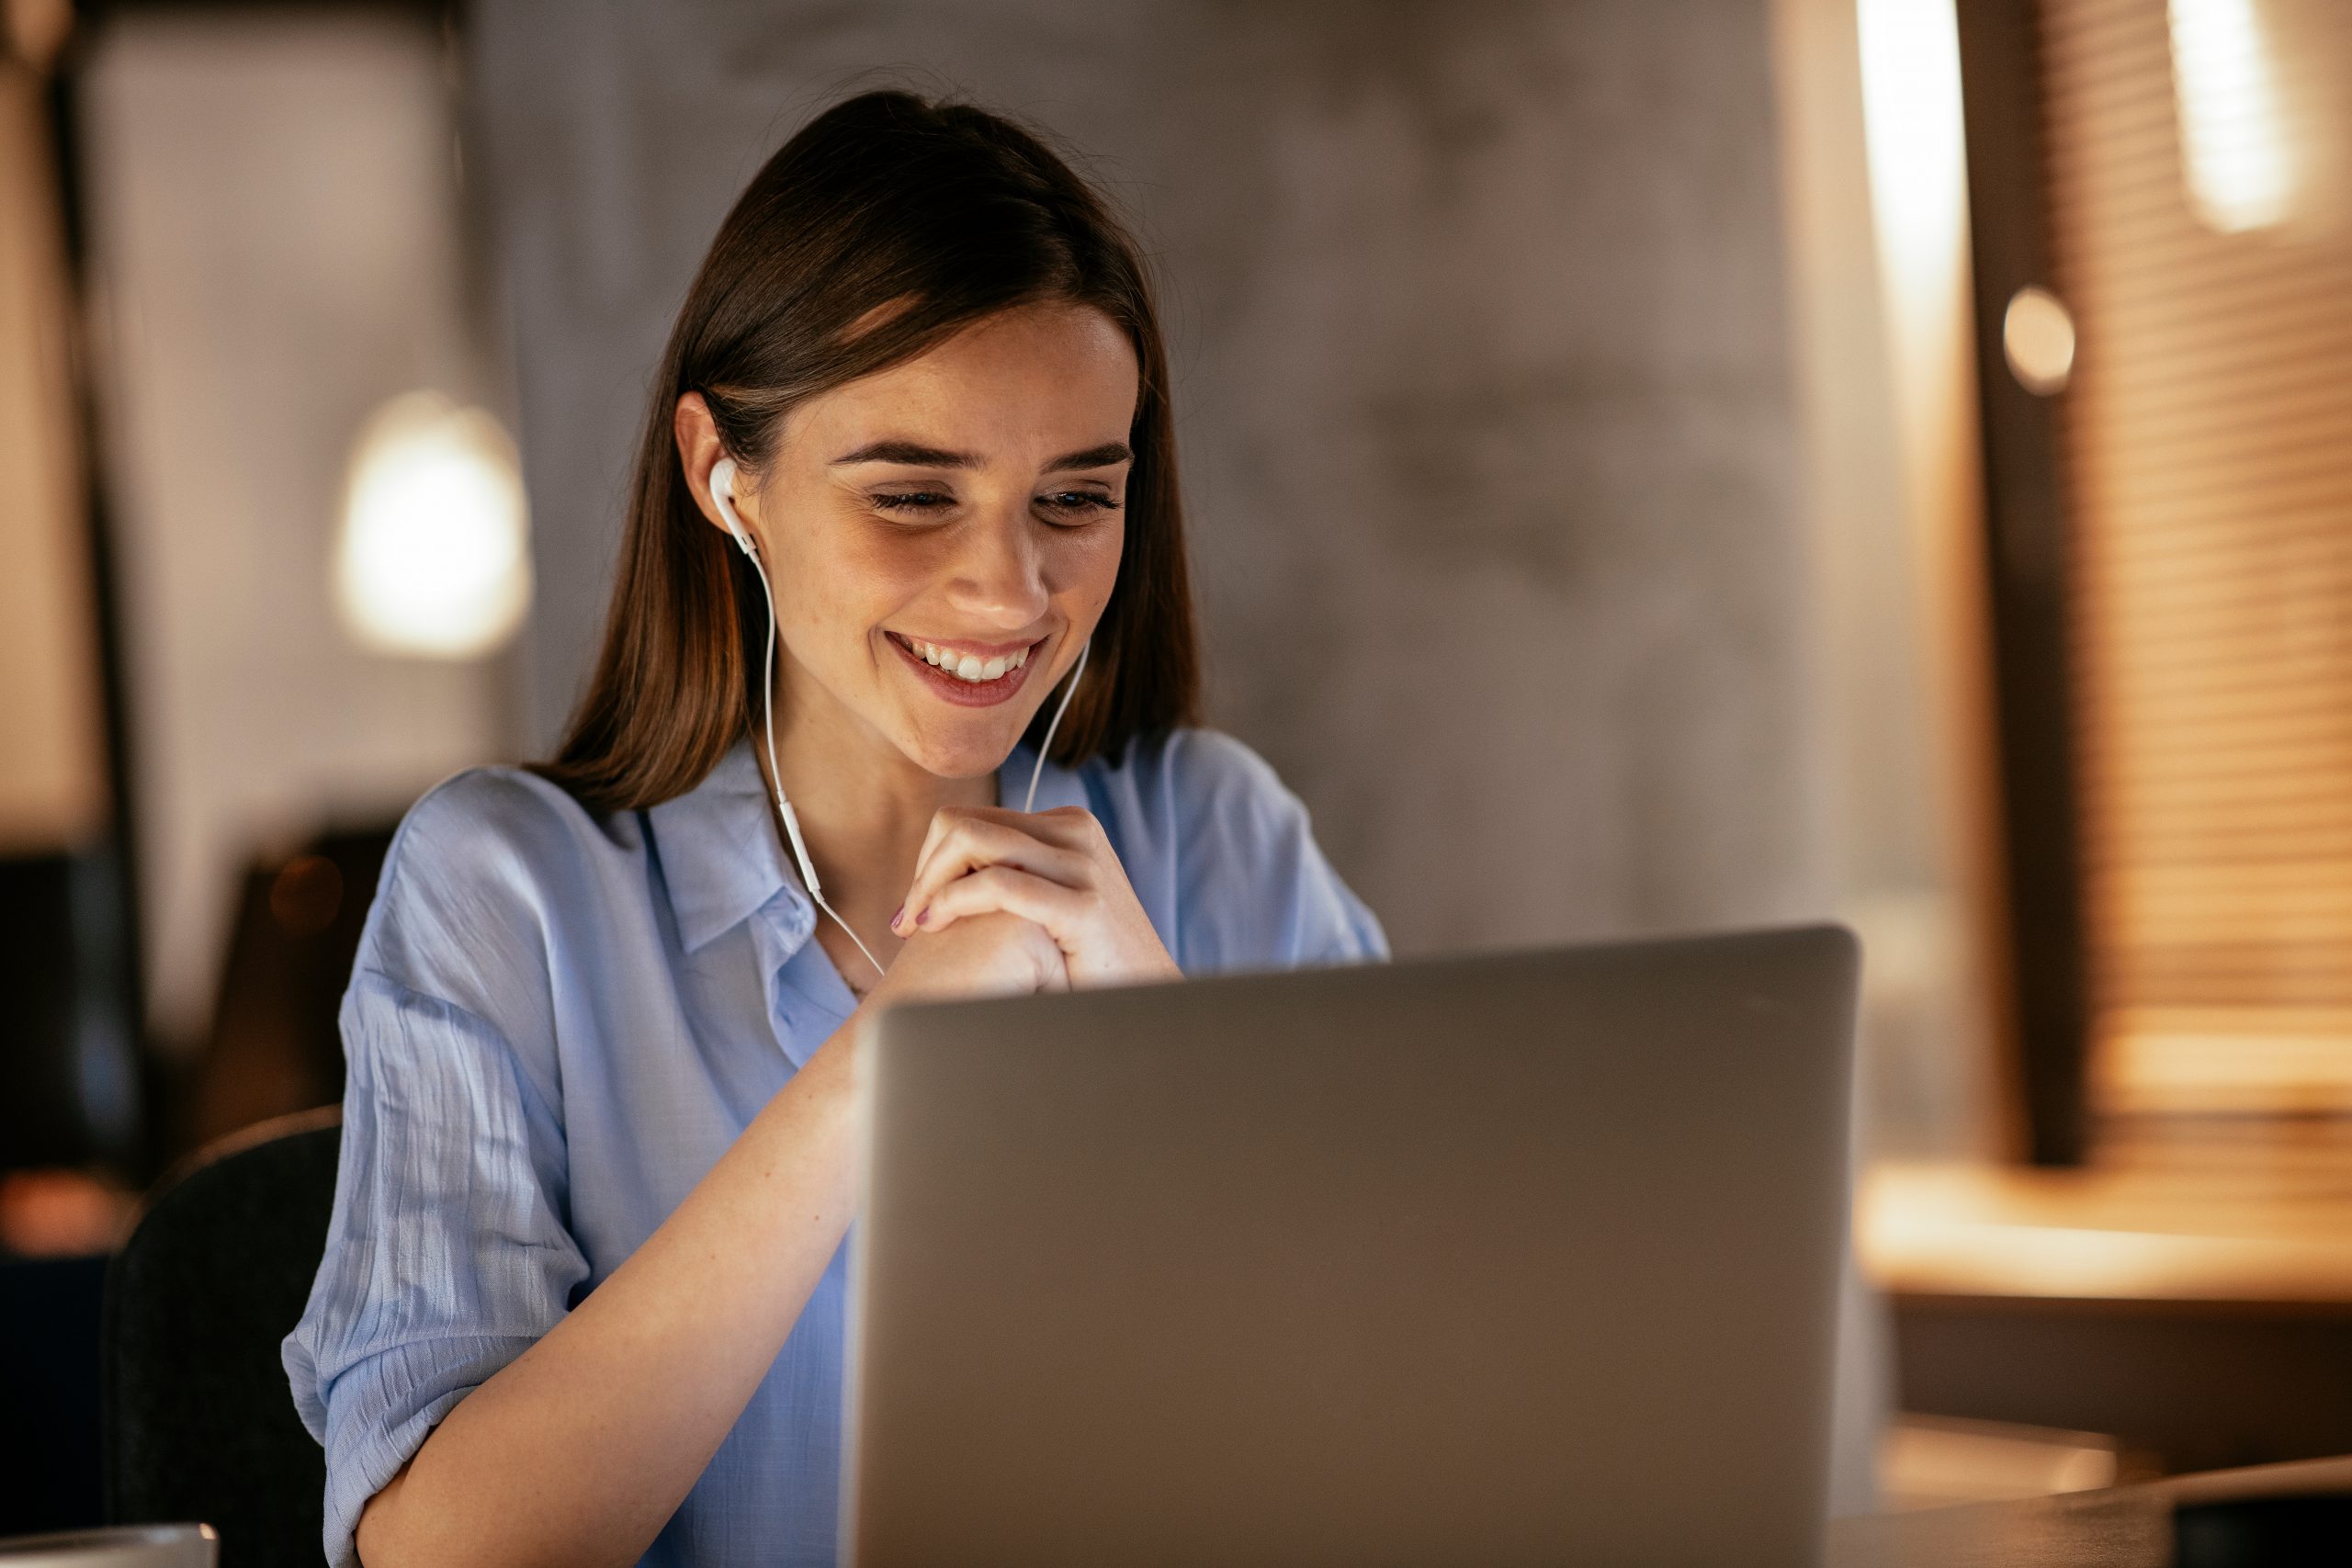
[904,637,1035,682]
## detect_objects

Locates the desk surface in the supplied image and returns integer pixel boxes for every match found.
[1827,1454,2352,1566]
[1861,1122,2352,1304]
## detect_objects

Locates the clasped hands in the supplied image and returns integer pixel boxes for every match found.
[871,806,1181,1002]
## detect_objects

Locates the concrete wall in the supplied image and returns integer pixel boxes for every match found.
[473,0,1834,963]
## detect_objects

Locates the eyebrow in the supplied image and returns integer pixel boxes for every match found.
[831,440,978,468]
[1043,442,1134,472]
[829,439,1134,472]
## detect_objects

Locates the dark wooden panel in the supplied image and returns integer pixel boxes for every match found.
[1954,0,2097,1163]
[1895,1292,2352,1475]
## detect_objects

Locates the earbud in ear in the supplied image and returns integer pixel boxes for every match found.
[709,457,759,558]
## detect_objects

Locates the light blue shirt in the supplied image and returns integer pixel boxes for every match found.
[283,728,1385,1567]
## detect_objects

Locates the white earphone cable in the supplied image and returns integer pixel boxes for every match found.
[749,545,886,980]
[1023,637,1089,813]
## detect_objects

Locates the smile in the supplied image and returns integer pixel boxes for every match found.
[904,636,1033,682]
[886,632,1045,708]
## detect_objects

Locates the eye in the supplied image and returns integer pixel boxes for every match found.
[1036,490,1120,524]
[870,489,956,515]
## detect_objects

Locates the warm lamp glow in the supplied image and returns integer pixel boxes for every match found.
[1858,0,1969,310]
[2168,0,2296,233]
[334,392,531,660]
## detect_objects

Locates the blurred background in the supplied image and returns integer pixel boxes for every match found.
[3,0,2348,1541]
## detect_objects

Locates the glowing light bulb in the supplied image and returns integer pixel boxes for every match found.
[334,391,531,660]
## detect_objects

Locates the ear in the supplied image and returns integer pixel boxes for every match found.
[673,392,745,540]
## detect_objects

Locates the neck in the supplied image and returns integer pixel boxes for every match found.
[762,669,995,917]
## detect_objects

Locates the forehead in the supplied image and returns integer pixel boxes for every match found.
[786,303,1139,459]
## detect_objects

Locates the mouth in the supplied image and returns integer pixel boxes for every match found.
[885,632,1044,708]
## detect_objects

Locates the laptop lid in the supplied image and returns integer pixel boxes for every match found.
[844,924,1859,1567]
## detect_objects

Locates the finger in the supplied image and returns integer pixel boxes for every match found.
[921,802,1097,859]
[905,806,1049,897]
[909,806,968,885]
[911,866,1089,948]
[900,842,1088,940]
[896,806,1106,931]
[898,818,1089,931]
[1009,804,1102,849]
[902,814,1070,910]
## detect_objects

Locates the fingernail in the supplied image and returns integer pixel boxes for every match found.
[913,906,930,928]
[890,905,905,931]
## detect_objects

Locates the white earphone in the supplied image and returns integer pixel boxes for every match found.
[1022,635,1086,814]
[708,456,1090,982]
[711,457,880,976]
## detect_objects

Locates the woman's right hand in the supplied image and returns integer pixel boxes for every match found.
[865,908,1067,1009]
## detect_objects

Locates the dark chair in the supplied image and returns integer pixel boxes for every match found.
[182,826,393,1158]
[103,1109,341,1567]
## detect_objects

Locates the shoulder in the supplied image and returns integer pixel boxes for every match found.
[1070,727,1312,883]
[1078,728,1387,973]
[372,765,631,943]
[387,763,628,877]
[356,765,636,1039]
[1084,727,1304,833]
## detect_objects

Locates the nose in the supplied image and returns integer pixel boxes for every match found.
[944,497,1049,630]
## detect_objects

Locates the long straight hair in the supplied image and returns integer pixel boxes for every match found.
[537,91,1200,813]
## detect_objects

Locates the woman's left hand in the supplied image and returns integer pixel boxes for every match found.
[890,806,1182,988]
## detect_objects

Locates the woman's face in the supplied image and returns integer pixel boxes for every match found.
[729,302,1136,781]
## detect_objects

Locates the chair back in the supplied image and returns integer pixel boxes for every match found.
[102,1111,339,1567]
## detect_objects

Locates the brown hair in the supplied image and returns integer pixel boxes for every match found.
[537,90,1199,813]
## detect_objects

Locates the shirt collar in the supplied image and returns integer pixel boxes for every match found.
[647,737,1091,956]
[647,739,808,956]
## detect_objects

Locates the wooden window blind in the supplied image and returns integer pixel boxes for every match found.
[2036,0,2352,1114]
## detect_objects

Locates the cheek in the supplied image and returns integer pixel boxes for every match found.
[1051,522,1126,613]
[771,511,927,637]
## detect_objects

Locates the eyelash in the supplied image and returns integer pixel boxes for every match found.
[869,490,1120,523]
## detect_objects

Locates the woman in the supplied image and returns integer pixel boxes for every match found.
[285,90,1384,1568]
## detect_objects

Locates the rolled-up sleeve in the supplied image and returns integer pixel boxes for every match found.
[283,973,586,1568]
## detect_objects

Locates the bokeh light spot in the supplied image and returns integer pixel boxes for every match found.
[2003,286,2077,396]
[334,391,531,660]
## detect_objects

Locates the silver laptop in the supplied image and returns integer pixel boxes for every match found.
[843,924,1859,1567]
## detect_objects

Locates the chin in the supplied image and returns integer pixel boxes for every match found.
[897,722,1027,782]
